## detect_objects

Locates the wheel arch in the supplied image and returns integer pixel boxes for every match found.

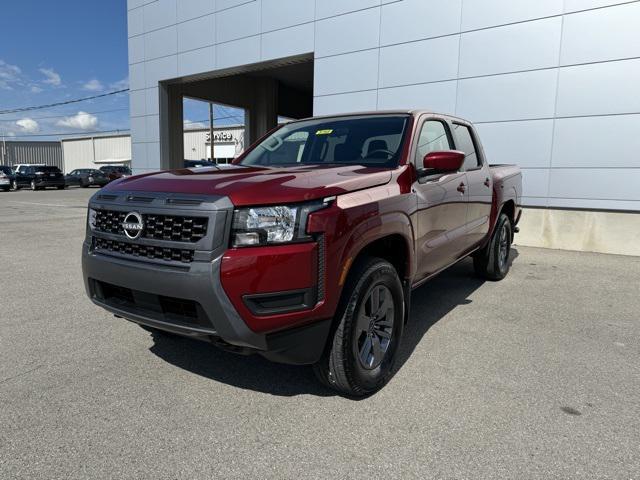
[334,212,415,324]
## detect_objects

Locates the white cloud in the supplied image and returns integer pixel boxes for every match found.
[16,118,39,133]
[110,76,129,90]
[83,79,104,91]
[56,111,98,130]
[0,59,22,90]
[30,85,43,93]
[184,119,207,130]
[39,67,61,86]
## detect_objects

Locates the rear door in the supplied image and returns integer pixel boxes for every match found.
[412,116,469,280]
[451,122,493,248]
[17,166,30,186]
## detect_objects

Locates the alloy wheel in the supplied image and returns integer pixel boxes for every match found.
[354,284,395,370]
[498,223,510,270]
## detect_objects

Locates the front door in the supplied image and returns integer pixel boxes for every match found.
[413,118,469,280]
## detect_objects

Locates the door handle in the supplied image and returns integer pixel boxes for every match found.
[484,177,491,188]
[457,182,466,193]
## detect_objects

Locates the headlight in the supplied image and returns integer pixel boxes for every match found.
[231,202,326,247]
[88,208,98,230]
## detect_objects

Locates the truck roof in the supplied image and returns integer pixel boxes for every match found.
[289,109,470,124]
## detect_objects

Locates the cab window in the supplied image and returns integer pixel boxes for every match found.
[415,120,452,163]
[453,124,481,170]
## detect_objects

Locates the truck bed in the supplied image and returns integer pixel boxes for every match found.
[489,164,523,226]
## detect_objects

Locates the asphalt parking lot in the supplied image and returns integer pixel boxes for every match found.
[1,187,639,479]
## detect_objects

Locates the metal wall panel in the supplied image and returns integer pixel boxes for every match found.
[62,135,132,173]
[3,142,63,170]
[61,139,94,172]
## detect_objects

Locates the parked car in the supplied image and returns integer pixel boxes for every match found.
[65,168,109,188]
[82,110,522,396]
[0,165,14,192]
[184,160,215,168]
[12,163,45,173]
[13,165,65,190]
[99,165,132,182]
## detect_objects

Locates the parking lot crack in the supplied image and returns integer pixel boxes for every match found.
[0,365,44,386]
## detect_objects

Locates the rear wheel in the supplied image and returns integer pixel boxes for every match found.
[313,257,404,396]
[57,185,66,190]
[11,180,19,190]
[473,213,512,281]
[30,179,37,191]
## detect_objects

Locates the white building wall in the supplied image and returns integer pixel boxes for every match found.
[62,135,132,173]
[183,126,244,160]
[127,0,640,212]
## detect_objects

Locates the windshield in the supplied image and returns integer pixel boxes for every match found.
[239,115,409,168]
[0,166,11,174]
[37,166,61,173]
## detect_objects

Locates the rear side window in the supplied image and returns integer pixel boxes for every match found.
[453,124,480,170]
[415,120,452,162]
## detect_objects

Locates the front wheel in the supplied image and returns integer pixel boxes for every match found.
[30,180,37,191]
[313,257,404,397]
[11,180,19,191]
[473,213,512,281]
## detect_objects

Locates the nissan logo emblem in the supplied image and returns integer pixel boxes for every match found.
[121,211,144,240]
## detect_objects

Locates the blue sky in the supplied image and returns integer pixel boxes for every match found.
[0,0,242,141]
[0,0,130,140]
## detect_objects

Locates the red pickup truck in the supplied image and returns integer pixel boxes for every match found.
[82,111,522,396]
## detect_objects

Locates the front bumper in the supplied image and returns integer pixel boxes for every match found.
[83,245,330,364]
[35,178,65,187]
[81,190,331,365]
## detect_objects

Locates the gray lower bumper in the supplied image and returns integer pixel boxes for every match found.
[82,242,267,350]
[82,242,331,364]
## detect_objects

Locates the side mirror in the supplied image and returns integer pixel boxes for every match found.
[422,150,465,173]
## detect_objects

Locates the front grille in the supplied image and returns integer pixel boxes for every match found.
[93,237,194,264]
[94,209,208,242]
[144,214,207,242]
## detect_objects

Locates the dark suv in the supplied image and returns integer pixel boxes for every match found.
[13,165,65,190]
[99,165,132,182]
[65,169,109,188]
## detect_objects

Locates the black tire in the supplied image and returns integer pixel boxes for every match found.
[57,185,66,190]
[11,180,19,191]
[473,213,513,281]
[30,179,37,191]
[313,257,405,397]
[1,187,9,192]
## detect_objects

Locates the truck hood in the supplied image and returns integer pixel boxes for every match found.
[106,164,393,206]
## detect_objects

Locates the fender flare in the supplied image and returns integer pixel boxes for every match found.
[337,211,415,290]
